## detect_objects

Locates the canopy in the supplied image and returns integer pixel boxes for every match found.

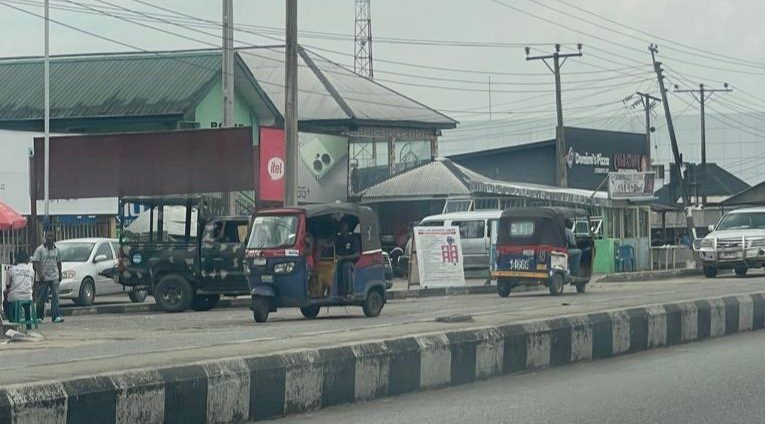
[497,207,583,247]
[0,202,27,230]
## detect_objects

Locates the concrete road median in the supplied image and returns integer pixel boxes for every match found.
[2,290,764,423]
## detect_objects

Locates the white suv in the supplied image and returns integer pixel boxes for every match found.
[696,207,765,278]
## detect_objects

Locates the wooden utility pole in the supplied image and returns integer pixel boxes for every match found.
[284,0,299,206]
[674,82,732,205]
[649,44,695,239]
[525,43,582,188]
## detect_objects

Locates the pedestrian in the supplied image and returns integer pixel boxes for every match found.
[3,251,35,325]
[32,232,64,323]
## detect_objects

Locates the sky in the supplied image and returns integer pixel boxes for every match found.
[1,0,764,181]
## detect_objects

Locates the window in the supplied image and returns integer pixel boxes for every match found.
[95,242,114,260]
[589,217,604,239]
[220,221,249,243]
[474,198,500,210]
[509,221,535,237]
[574,220,590,236]
[453,220,485,239]
[443,200,471,213]
[110,242,121,257]
[419,220,444,227]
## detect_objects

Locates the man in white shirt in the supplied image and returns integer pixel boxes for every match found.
[3,251,35,325]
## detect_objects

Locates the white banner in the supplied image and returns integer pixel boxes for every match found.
[413,226,465,288]
[608,172,656,200]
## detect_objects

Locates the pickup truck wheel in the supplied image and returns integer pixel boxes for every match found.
[548,273,565,296]
[191,294,220,311]
[300,304,321,319]
[155,274,193,313]
[252,296,270,323]
[735,267,748,276]
[75,278,95,306]
[704,265,718,278]
[128,289,147,303]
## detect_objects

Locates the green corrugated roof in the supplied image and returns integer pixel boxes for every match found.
[0,50,222,121]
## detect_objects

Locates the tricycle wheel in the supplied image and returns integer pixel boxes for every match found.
[575,282,587,294]
[735,266,748,277]
[362,289,384,318]
[497,279,512,298]
[191,294,220,311]
[252,296,270,323]
[154,274,194,313]
[703,265,718,278]
[548,273,565,296]
[300,304,321,319]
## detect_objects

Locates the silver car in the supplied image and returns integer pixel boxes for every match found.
[57,238,146,306]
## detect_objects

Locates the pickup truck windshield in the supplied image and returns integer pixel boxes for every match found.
[247,215,299,249]
[716,212,765,230]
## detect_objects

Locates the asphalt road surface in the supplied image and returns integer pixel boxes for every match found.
[3,271,765,386]
[274,330,765,424]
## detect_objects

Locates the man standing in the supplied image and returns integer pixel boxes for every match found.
[335,218,360,296]
[564,218,582,277]
[32,232,64,323]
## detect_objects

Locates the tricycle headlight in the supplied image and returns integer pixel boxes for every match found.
[62,270,77,279]
[274,262,295,274]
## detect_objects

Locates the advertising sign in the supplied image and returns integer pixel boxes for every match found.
[297,132,349,203]
[608,172,656,200]
[259,129,349,203]
[413,226,465,288]
[259,127,286,202]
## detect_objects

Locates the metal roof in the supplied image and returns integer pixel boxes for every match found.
[0,49,279,124]
[237,46,457,129]
[361,158,611,207]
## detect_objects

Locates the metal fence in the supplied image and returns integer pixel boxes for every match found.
[0,216,113,263]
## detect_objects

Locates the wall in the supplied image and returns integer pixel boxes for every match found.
[194,81,259,144]
[564,127,649,190]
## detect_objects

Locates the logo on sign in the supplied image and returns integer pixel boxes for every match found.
[267,157,285,181]
[441,236,459,264]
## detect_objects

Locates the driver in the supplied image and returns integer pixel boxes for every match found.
[335,218,360,296]
[565,218,582,276]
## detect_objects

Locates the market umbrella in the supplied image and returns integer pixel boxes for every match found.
[0,202,27,230]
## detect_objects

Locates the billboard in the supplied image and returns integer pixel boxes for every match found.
[608,172,656,200]
[259,128,349,204]
[412,226,465,288]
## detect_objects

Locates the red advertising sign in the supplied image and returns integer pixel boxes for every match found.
[259,127,286,202]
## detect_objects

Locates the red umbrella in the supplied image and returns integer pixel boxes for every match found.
[0,202,27,230]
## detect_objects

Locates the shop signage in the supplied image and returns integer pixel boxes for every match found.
[413,226,465,288]
[565,147,611,174]
[608,172,656,199]
[259,127,286,202]
[613,152,650,171]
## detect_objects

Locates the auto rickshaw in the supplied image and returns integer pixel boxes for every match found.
[244,203,387,323]
[491,207,595,296]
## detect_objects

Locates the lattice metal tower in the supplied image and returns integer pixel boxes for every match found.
[354,0,373,78]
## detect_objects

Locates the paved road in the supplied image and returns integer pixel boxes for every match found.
[2,271,764,385]
[275,330,765,424]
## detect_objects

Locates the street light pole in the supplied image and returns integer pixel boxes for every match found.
[284,0,299,207]
[44,0,50,225]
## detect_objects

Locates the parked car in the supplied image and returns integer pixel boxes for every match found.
[696,207,765,278]
[419,210,503,273]
[58,238,147,306]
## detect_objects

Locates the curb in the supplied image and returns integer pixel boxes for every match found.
[595,268,703,283]
[4,291,764,422]
[56,284,528,317]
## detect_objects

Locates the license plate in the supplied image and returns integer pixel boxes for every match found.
[261,275,273,283]
[253,257,267,266]
[720,252,740,260]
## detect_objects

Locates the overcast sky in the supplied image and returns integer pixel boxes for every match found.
[2,0,764,180]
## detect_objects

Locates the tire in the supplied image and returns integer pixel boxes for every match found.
[575,282,587,294]
[704,265,718,278]
[128,289,147,303]
[735,267,748,277]
[300,304,321,319]
[362,289,384,318]
[75,278,95,306]
[191,294,220,311]
[548,273,565,296]
[497,279,512,298]
[252,296,270,323]
[154,274,194,313]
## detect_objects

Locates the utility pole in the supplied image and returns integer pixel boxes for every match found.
[44,0,50,227]
[626,91,661,168]
[525,43,582,188]
[649,44,695,240]
[674,82,732,205]
[221,0,234,127]
[284,0,299,207]
[488,75,492,121]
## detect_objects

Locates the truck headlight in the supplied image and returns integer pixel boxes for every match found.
[699,238,714,249]
[62,270,77,280]
[274,262,295,274]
